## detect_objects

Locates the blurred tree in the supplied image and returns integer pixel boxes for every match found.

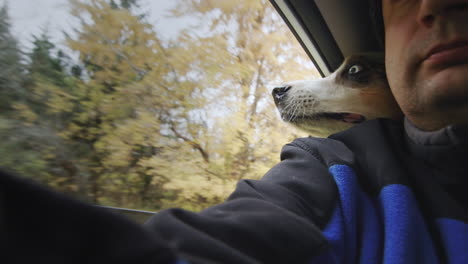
[0,6,77,191]
[157,0,315,208]
[21,32,87,195]
[29,33,67,84]
[0,4,47,178]
[0,28,87,196]
[66,0,180,207]
[0,3,24,112]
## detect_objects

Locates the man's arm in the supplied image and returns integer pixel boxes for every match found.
[145,138,339,264]
[0,169,176,264]
[0,137,341,264]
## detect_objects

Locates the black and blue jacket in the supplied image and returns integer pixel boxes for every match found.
[146,118,468,264]
[2,118,468,263]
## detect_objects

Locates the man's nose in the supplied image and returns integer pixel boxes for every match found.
[418,0,468,27]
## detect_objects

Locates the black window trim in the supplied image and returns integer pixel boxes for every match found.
[270,0,381,77]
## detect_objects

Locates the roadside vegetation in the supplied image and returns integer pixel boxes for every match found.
[0,0,316,211]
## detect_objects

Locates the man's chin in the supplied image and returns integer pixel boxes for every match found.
[419,63,468,107]
[409,105,468,131]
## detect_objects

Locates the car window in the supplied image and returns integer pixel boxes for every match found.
[0,0,317,212]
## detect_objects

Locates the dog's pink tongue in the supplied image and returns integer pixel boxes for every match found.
[343,113,365,123]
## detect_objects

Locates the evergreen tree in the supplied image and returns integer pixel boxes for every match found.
[120,0,139,9]
[29,33,66,84]
[0,4,53,180]
[22,32,91,198]
[0,3,24,112]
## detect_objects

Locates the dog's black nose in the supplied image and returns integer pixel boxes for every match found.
[272,86,291,102]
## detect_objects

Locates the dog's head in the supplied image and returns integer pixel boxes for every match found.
[272,53,403,137]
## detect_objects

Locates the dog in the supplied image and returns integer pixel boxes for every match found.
[272,53,403,137]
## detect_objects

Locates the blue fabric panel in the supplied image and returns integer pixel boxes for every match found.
[358,193,382,263]
[311,165,381,263]
[316,205,344,264]
[379,184,438,264]
[435,218,468,264]
[311,164,442,264]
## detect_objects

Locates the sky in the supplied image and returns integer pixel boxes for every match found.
[2,0,194,51]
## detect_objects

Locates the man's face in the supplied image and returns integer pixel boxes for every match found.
[383,0,468,130]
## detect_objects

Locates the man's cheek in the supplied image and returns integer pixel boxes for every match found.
[385,54,404,88]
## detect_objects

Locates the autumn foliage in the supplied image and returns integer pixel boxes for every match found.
[0,0,317,211]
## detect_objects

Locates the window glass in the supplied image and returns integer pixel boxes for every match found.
[0,0,318,211]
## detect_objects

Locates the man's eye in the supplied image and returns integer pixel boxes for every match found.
[348,65,363,75]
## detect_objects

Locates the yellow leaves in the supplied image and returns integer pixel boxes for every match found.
[12,103,38,124]
[68,0,156,85]
[45,88,76,115]
[165,174,236,208]
[94,110,163,169]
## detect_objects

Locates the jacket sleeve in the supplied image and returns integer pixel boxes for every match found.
[0,169,177,264]
[145,138,339,264]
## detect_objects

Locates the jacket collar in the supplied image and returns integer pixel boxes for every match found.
[403,117,467,146]
[403,117,468,185]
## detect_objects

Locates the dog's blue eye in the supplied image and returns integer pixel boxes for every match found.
[348,65,363,75]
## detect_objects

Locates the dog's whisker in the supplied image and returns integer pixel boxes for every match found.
[290,103,299,122]
[292,104,298,121]
[285,103,294,122]
[280,100,294,120]
[282,100,294,113]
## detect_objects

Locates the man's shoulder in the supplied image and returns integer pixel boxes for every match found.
[331,118,403,139]
[328,118,405,159]
[284,118,404,168]
[330,118,404,145]
[285,136,356,168]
